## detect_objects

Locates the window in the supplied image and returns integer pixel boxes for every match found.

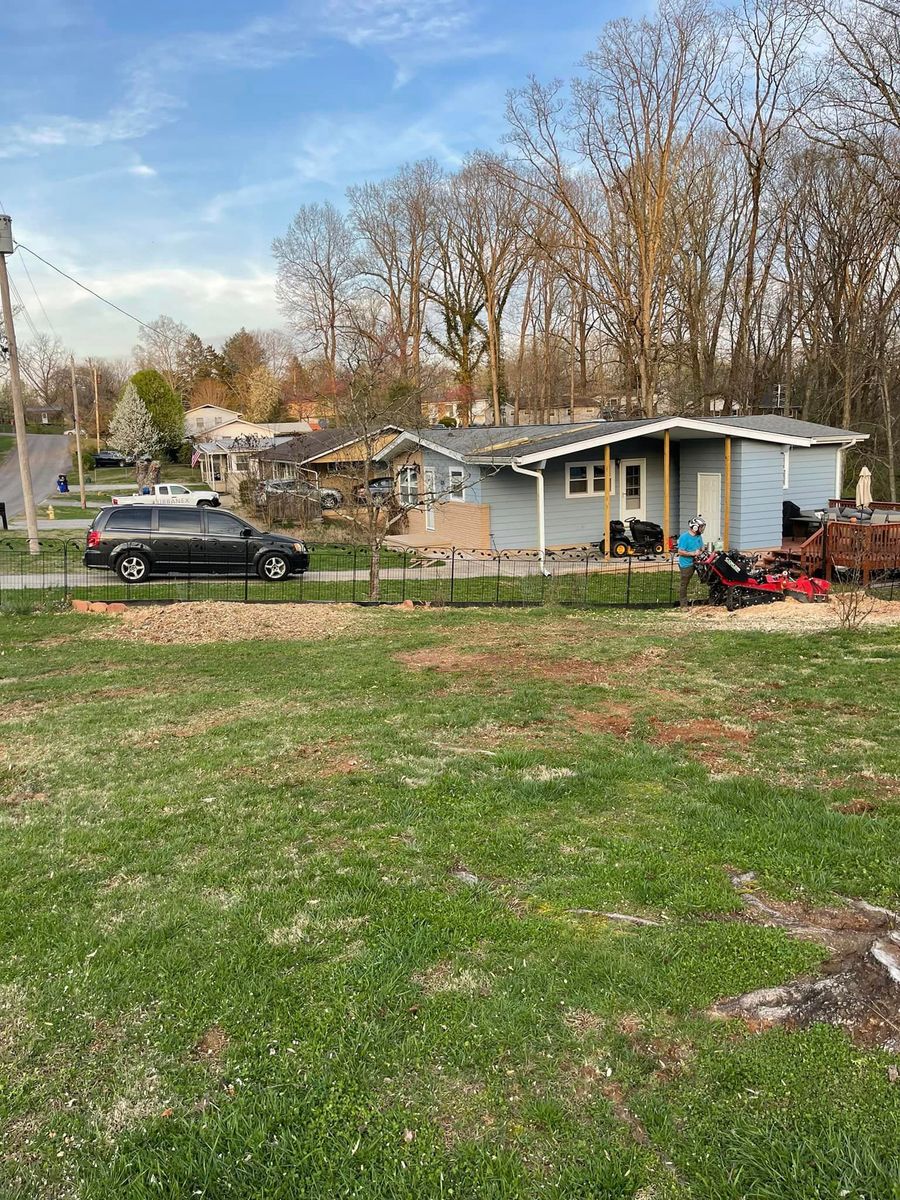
[105,507,152,531]
[169,485,189,495]
[565,461,614,498]
[158,508,202,533]
[782,446,791,489]
[623,463,642,512]
[398,466,419,507]
[448,467,466,502]
[206,510,246,536]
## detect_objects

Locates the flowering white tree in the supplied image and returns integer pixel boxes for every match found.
[108,382,164,474]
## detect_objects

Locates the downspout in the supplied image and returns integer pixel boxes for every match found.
[511,457,549,574]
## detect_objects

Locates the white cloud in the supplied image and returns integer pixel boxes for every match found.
[129,163,157,178]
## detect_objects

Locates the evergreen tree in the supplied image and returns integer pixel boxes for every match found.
[130,369,185,450]
[108,383,164,460]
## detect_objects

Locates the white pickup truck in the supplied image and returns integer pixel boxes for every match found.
[111,483,221,507]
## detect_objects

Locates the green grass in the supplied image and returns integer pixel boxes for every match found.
[0,607,898,1198]
[0,433,14,457]
[86,465,203,486]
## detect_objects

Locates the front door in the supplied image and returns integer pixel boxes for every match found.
[619,459,646,521]
[424,468,436,532]
[696,473,722,545]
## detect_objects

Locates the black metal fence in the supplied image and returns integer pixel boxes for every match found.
[0,540,688,609]
[2,540,897,611]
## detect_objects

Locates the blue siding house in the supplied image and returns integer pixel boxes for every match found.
[376,416,868,555]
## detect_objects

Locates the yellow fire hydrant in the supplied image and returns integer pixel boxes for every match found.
[47,505,55,521]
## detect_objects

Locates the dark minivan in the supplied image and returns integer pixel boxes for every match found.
[84,505,310,583]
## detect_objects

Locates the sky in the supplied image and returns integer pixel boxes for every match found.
[0,0,627,358]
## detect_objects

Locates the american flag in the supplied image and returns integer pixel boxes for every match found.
[190,448,202,468]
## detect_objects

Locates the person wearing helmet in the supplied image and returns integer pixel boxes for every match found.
[677,515,707,608]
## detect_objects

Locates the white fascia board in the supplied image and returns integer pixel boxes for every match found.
[808,433,869,444]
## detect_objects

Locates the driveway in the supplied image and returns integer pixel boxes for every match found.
[0,435,71,519]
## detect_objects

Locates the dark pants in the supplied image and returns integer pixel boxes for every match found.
[679,564,696,607]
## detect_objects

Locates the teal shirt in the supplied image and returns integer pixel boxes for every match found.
[677,532,704,570]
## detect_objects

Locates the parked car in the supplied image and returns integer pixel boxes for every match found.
[112,483,220,507]
[354,476,394,504]
[84,505,309,583]
[260,479,344,509]
[93,449,135,468]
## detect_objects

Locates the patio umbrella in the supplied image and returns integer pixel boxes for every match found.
[855,466,873,509]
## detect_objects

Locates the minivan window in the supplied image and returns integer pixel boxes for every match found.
[105,507,152,531]
[206,510,246,535]
[158,508,202,533]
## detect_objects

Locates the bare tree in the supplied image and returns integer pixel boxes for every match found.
[508,0,721,415]
[18,333,69,409]
[273,203,359,384]
[707,0,819,407]
[348,160,439,386]
[134,315,192,396]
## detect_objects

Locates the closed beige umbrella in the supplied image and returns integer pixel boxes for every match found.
[855,466,873,508]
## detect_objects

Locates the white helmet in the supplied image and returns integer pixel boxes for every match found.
[688,515,706,535]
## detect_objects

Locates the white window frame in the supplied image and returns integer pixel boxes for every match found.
[782,446,791,490]
[397,466,419,507]
[565,460,615,499]
[448,467,466,502]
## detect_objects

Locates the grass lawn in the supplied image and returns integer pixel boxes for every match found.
[0,433,14,458]
[86,466,203,487]
[1,606,899,1198]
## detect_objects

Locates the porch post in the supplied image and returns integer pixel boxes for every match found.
[604,444,611,560]
[663,430,670,550]
[723,436,732,548]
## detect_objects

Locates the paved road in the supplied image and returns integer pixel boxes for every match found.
[0,435,71,519]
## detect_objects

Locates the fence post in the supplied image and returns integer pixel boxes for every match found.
[450,548,456,605]
[495,553,501,605]
[352,546,358,604]
[401,549,407,604]
[626,554,633,607]
[63,540,68,601]
[244,535,250,602]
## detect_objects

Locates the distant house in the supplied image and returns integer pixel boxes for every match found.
[184,404,312,441]
[201,417,312,441]
[254,427,403,485]
[25,404,65,426]
[184,404,241,437]
[374,415,869,553]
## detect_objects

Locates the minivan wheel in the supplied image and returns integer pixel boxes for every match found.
[116,552,150,583]
[320,493,341,510]
[258,552,290,582]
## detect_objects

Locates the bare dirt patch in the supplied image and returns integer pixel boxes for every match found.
[651,718,751,752]
[109,601,365,645]
[411,959,492,996]
[833,799,879,816]
[569,703,634,737]
[395,647,609,686]
[191,1025,229,1064]
[710,870,900,1048]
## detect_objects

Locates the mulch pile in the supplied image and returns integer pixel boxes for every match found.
[106,601,365,645]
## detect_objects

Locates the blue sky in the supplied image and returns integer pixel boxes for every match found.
[1,0,626,357]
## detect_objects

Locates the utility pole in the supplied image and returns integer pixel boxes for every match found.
[69,357,87,510]
[92,363,101,448]
[0,215,40,553]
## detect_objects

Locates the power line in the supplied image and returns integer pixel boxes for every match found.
[7,273,41,342]
[14,241,155,333]
[17,250,60,340]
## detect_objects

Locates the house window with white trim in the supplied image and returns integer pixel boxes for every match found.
[565,460,614,498]
[398,466,419,507]
[448,467,465,502]
[782,446,791,489]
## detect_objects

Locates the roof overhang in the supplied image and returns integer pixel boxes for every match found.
[508,417,868,465]
[375,431,468,463]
